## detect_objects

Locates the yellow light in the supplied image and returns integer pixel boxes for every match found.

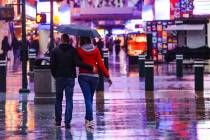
[53,15,60,25]
[36,14,42,23]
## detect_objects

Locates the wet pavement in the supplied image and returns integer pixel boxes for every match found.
[1,50,210,139]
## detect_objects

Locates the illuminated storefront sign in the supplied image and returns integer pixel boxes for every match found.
[71,0,142,20]
[142,0,154,21]
[193,0,210,15]
[59,5,70,24]
[170,0,193,19]
[96,29,107,37]
[26,3,36,19]
[0,7,14,20]
[37,2,60,24]
[0,0,7,6]
[155,0,170,20]
[112,29,125,35]
[146,20,177,56]
[144,0,154,5]
[142,5,154,21]
[125,19,143,33]
[128,33,147,56]
[170,0,179,19]
[27,0,36,6]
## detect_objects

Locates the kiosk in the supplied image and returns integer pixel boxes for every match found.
[128,33,147,64]
[165,19,210,61]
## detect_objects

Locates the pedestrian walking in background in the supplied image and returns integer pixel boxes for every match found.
[77,36,112,128]
[11,36,21,70]
[108,36,113,53]
[30,36,39,56]
[97,38,104,55]
[50,34,94,129]
[114,37,121,55]
[1,36,11,61]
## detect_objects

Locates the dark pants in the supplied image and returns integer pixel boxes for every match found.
[78,75,99,121]
[2,51,8,58]
[115,45,120,55]
[13,49,20,69]
[55,77,75,124]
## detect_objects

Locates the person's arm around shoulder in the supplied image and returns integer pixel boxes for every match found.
[107,78,112,87]
[73,48,93,71]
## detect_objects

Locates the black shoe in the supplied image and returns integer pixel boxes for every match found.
[65,124,71,129]
[55,122,61,127]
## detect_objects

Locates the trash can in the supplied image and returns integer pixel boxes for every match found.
[34,58,55,104]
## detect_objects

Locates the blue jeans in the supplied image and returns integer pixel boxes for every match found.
[78,75,99,121]
[55,77,75,124]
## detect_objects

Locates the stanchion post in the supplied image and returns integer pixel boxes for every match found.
[102,48,109,69]
[97,70,104,91]
[176,54,183,77]
[139,54,145,77]
[97,48,109,91]
[19,0,30,93]
[28,50,36,72]
[145,60,154,91]
[194,60,204,91]
[0,54,6,92]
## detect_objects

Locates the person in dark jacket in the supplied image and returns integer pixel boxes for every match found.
[97,38,104,55]
[30,36,39,56]
[50,34,94,129]
[11,36,20,67]
[114,38,121,55]
[1,36,10,60]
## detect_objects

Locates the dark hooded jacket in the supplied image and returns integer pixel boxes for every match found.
[50,44,93,78]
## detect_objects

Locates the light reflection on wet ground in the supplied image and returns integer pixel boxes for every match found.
[1,91,210,139]
[1,50,210,139]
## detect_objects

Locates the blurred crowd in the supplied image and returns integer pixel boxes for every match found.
[1,33,126,72]
[1,35,40,71]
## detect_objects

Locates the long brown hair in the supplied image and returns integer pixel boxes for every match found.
[80,36,91,46]
[61,34,69,44]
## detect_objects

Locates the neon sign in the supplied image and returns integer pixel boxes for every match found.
[193,0,210,15]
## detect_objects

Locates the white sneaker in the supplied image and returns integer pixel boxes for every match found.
[85,120,94,128]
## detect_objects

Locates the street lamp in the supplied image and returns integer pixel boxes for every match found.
[19,0,30,93]
[49,0,54,52]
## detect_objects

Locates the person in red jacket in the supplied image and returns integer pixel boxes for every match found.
[77,36,112,128]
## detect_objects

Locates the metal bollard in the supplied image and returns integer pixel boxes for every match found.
[145,91,156,122]
[139,54,145,77]
[194,60,204,91]
[97,48,108,92]
[145,60,154,91]
[102,48,109,69]
[97,70,104,91]
[0,54,6,92]
[176,54,183,77]
[195,91,205,119]
[28,52,36,72]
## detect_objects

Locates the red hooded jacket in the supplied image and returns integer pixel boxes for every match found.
[76,44,109,78]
